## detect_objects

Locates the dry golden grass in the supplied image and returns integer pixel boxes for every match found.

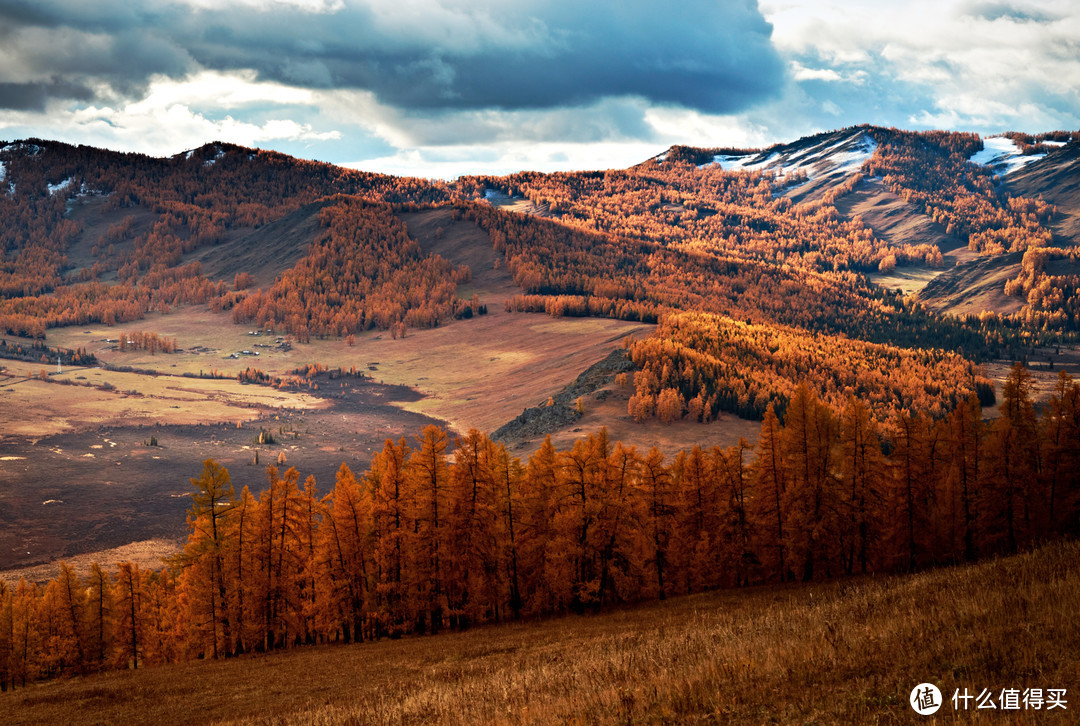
[0,539,182,586]
[0,357,325,440]
[3,540,1076,725]
[45,307,650,435]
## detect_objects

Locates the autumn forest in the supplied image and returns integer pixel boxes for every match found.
[2,126,1080,696]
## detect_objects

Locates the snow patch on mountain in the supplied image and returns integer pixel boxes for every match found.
[706,130,877,182]
[709,151,776,172]
[47,177,75,195]
[970,137,1045,176]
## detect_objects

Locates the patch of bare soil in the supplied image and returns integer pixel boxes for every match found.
[917,251,1025,317]
[63,192,327,289]
[0,538,183,585]
[191,200,331,287]
[62,197,159,279]
[1005,142,1080,244]
[0,375,447,572]
[982,344,1080,405]
[835,178,965,255]
[399,207,521,302]
[482,189,551,217]
[834,178,1004,301]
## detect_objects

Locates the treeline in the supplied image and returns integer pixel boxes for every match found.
[1001,130,1080,156]
[229,198,469,339]
[625,311,993,422]
[237,363,368,389]
[466,126,1077,334]
[2,365,1078,688]
[0,264,226,338]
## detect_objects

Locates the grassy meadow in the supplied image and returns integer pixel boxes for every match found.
[3,539,1077,725]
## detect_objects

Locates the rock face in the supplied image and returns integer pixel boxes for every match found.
[492,348,634,445]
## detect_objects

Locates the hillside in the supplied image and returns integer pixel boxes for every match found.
[638,129,1080,327]
[2,539,1076,725]
[1006,141,1080,243]
[3,126,1080,575]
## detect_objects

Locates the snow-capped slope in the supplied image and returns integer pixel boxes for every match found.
[707,129,877,182]
[969,136,1045,176]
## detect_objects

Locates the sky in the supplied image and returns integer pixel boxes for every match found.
[0,0,1077,178]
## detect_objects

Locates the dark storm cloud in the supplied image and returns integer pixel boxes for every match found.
[0,0,784,115]
[0,79,94,111]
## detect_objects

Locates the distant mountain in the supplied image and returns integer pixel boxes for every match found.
[645,126,1080,320]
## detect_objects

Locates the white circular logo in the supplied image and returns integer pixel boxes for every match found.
[910,683,943,715]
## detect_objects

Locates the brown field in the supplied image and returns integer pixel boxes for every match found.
[3,200,658,574]
[0,373,443,571]
[45,308,652,436]
[983,345,1080,401]
[0,357,325,441]
[3,539,1076,725]
[5,282,652,572]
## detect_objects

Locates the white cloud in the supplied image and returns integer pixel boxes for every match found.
[642,107,773,148]
[0,71,341,156]
[790,62,844,82]
[129,70,319,112]
[760,0,1080,133]
[174,0,346,12]
[345,141,666,179]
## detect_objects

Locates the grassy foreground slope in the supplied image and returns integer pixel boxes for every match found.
[4,540,1077,725]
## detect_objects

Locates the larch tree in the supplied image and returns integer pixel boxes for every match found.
[368,438,414,636]
[519,436,566,615]
[86,563,113,669]
[595,441,643,606]
[1041,372,1080,534]
[943,394,985,561]
[985,363,1040,553]
[780,385,840,581]
[113,562,142,670]
[180,458,236,659]
[838,397,886,574]
[715,440,756,587]
[751,405,789,581]
[637,447,676,600]
[446,429,499,627]
[410,425,451,633]
[492,440,525,620]
[673,445,719,593]
[321,463,372,643]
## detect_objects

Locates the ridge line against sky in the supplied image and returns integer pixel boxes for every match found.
[0,0,1078,178]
